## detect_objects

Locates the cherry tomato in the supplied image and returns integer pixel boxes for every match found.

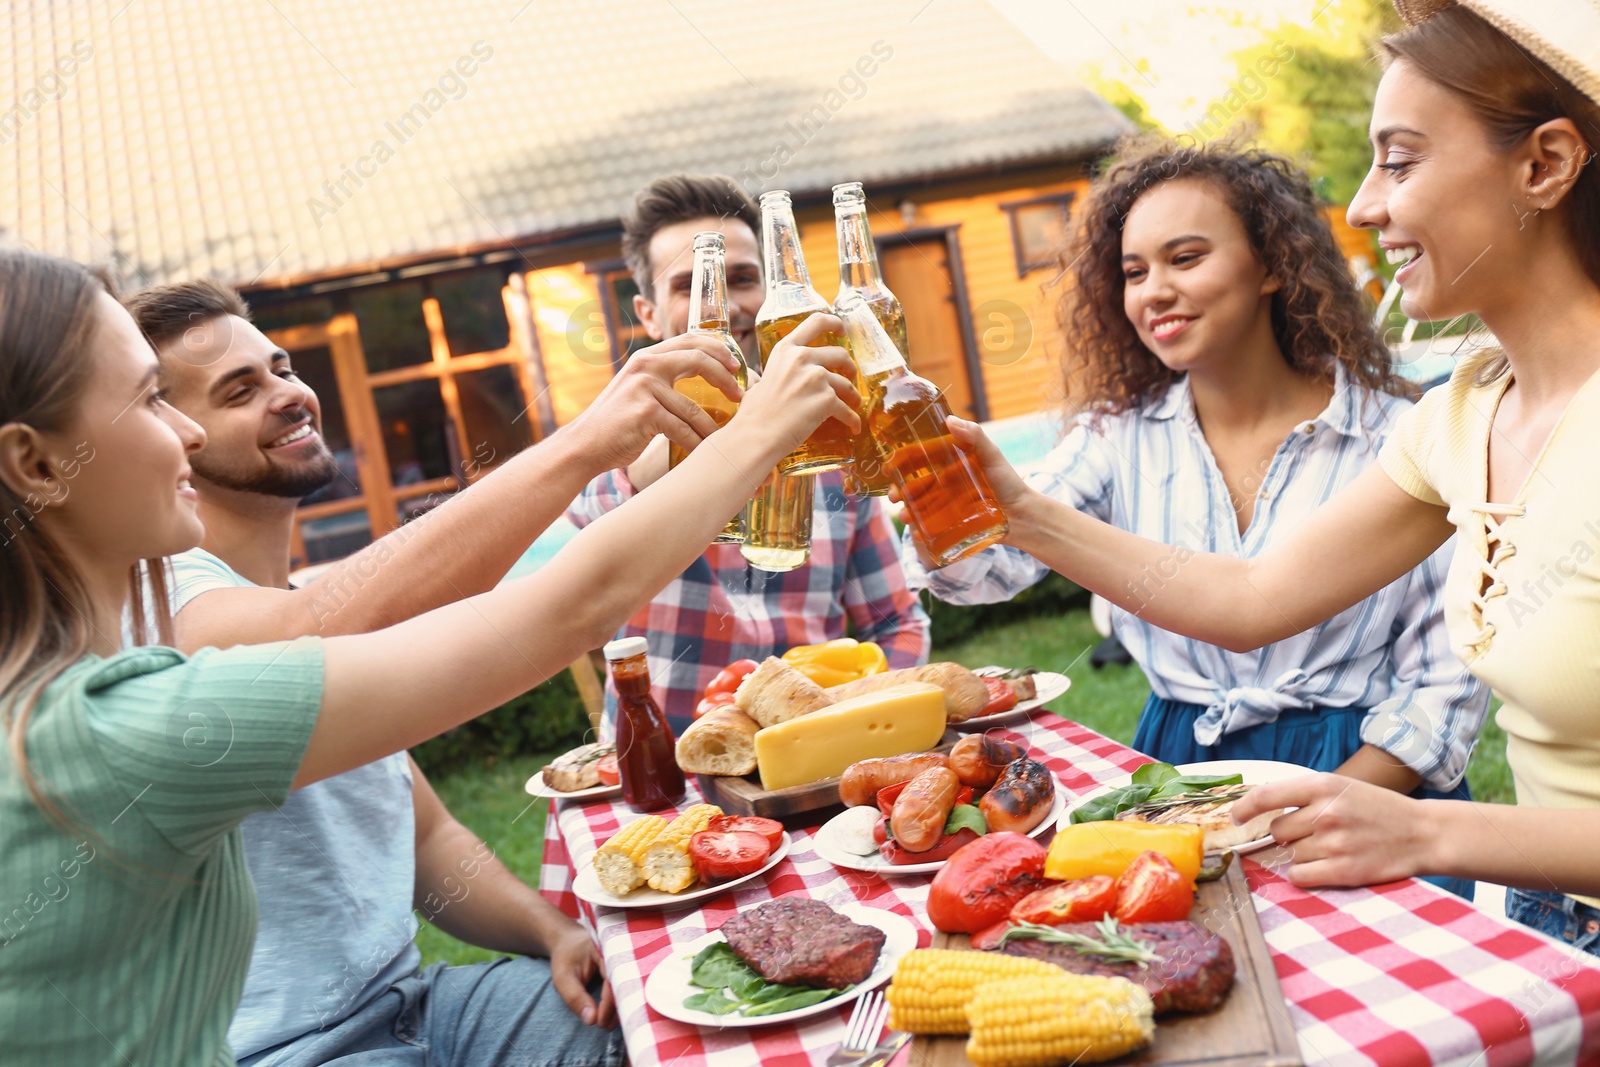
[688,830,772,880]
[693,691,737,719]
[1009,876,1118,926]
[707,815,783,851]
[1114,850,1194,923]
[878,827,980,866]
[705,659,760,698]
[980,678,1018,717]
[927,832,1047,934]
[594,754,620,786]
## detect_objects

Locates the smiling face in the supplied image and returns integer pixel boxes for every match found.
[634,216,763,354]
[1346,59,1532,324]
[1119,178,1280,375]
[43,293,208,564]
[157,314,339,499]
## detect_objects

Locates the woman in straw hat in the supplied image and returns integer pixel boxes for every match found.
[949,0,1600,955]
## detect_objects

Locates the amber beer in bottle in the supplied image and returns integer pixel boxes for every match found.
[740,468,812,572]
[836,293,1008,568]
[754,190,857,475]
[833,182,903,497]
[667,231,749,543]
[603,637,686,812]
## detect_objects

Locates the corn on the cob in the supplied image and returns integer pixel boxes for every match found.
[592,815,667,896]
[886,949,1062,1034]
[965,974,1155,1066]
[643,804,723,892]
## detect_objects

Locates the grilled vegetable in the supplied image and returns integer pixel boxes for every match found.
[1009,876,1118,926]
[964,975,1155,1065]
[781,638,888,687]
[592,815,667,895]
[1045,820,1203,885]
[1113,850,1193,923]
[642,804,722,893]
[885,949,1061,1033]
[927,833,1047,933]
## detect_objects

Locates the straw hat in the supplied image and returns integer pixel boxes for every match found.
[1392,1,1600,105]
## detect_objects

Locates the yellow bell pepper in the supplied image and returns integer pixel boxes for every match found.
[780,638,888,688]
[1044,821,1204,886]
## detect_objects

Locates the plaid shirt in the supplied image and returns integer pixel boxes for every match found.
[567,468,930,734]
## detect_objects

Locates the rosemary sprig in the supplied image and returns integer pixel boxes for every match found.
[1122,784,1251,815]
[995,917,1158,968]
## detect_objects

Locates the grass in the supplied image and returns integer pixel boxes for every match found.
[415,606,1512,966]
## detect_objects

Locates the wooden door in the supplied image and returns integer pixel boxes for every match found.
[879,237,978,419]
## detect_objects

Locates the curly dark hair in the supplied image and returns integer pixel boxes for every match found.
[1058,137,1404,419]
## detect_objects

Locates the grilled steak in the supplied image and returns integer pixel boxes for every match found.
[998,921,1234,1015]
[720,898,886,989]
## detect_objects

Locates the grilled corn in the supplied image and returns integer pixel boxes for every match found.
[965,974,1155,1066]
[885,949,1061,1034]
[592,815,667,896]
[643,804,723,892]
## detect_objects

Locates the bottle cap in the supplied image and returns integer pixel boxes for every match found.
[602,636,649,661]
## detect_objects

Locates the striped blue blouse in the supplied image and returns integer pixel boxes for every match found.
[904,370,1489,791]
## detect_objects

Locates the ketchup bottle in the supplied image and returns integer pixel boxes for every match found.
[603,637,686,812]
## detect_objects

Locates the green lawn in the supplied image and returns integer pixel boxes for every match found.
[416,606,1512,966]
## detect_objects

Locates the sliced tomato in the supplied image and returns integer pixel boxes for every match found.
[1009,876,1118,926]
[689,830,772,881]
[1113,850,1194,923]
[970,919,1016,952]
[705,659,760,697]
[980,677,1018,717]
[693,691,738,719]
[707,815,783,851]
[878,827,980,866]
[594,754,620,786]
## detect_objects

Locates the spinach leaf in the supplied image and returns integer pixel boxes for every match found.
[944,804,988,836]
[1131,762,1179,790]
[1069,783,1155,823]
[689,943,760,994]
[1165,773,1243,794]
[745,987,851,1015]
[684,941,851,1017]
[683,989,744,1015]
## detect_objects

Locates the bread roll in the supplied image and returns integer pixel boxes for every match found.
[825,663,989,722]
[734,657,833,729]
[675,706,760,776]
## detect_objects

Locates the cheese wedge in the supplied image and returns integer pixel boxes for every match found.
[754,682,947,791]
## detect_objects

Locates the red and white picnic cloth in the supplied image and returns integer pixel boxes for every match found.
[538,713,1600,1067]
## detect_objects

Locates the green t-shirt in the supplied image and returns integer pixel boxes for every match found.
[0,639,323,1066]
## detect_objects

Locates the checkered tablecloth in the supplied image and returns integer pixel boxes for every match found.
[538,713,1600,1067]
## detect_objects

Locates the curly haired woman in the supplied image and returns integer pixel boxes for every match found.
[905,139,1488,898]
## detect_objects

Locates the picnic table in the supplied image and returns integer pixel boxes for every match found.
[538,711,1600,1067]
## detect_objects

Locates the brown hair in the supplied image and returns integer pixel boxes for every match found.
[621,175,759,300]
[1383,5,1600,381]
[1059,137,1404,419]
[124,277,251,350]
[0,249,173,833]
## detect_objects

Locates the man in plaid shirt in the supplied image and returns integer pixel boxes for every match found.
[567,175,929,734]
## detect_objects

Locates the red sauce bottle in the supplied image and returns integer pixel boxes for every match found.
[603,637,686,812]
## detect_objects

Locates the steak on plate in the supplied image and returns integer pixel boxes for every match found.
[997,920,1234,1015]
[720,898,886,989]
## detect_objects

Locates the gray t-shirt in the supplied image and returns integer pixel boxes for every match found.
[168,548,420,1061]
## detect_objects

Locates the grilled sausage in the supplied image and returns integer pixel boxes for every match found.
[838,752,949,807]
[891,767,961,852]
[979,758,1055,834]
[948,734,1027,791]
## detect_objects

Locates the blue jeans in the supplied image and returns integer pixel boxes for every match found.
[240,956,625,1067]
[1506,888,1600,959]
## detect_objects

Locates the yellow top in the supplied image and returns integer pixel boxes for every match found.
[1380,349,1600,857]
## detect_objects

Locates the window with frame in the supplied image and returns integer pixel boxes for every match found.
[1000,193,1076,277]
[590,260,656,371]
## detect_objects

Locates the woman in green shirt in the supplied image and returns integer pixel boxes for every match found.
[0,248,860,1065]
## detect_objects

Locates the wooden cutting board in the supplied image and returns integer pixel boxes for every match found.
[912,858,1302,1067]
[696,729,964,824]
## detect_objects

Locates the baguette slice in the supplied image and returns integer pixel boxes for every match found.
[826,663,989,722]
[735,657,833,729]
[675,706,760,776]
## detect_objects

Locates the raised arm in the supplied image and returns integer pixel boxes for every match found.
[295,314,858,786]
[955,418,1456,652]
[174,333,744,650]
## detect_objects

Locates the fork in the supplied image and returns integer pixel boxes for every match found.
[826,990,897,1066]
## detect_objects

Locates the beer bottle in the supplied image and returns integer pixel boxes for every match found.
[740,468,813,573]
[668,231,749,543]
[603,637,686,813]
[833,182,903,497]
[835,292,1008,568]
[754,190,857,476]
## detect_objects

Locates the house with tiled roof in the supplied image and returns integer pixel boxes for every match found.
[5,0,1129,566]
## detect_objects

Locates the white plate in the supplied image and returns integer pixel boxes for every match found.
[644,901,918,1028]
[953,671,1072,731]
[813,778,1066,876]
[523,769,622,803]
[573,829,791,909]
[1058,759,1313,855]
